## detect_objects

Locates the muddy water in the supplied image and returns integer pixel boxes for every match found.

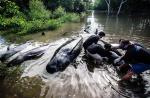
[0,11,150,98]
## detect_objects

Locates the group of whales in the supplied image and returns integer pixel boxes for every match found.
[0,37,83,74]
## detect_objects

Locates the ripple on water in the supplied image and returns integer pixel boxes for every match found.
[1,11,150,98]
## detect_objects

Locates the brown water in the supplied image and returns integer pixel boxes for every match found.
[0,11,150,98]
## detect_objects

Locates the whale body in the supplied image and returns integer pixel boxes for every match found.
[6,44,49,67]
[46,37,83,74]
[0,43,31,62]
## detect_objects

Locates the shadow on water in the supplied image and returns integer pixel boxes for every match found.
[0,11,150,98]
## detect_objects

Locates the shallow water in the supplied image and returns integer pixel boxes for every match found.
[0,11,150,98]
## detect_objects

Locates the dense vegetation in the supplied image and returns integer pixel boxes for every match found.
[94,0,150,15]
[0,0,92,35]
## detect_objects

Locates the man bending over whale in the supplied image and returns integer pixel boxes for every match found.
[86,43,121,65]
[114,40,150,81]
[83,31,105,51]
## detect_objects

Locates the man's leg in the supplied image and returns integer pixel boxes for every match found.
[131,63,150,74]
[120,63,150,81]
[86,50,103,64]
[119,63,131,73]
[120,70,134,81]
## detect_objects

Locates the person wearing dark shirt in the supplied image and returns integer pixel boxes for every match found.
[86,43,120,65]
[104,43,122,56]
[114,40,150,81]
[83,31,105,50]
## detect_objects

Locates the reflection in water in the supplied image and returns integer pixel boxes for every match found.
[0,11,150,98]
[91,12,150,48]
[85,11,104,34]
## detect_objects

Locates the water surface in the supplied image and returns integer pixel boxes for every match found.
[0,11,150,98]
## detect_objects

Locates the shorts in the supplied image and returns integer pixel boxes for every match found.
[131,63,150,74]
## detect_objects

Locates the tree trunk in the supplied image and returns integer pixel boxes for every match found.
[107,4,110,15]
[105,0,111,15]
[117,0,127,16]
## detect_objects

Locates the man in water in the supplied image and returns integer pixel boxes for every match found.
[114,40,150,81]
[104,43,123,65]
[86,43,121,65]
[83,31,106,64]
[83,31,105,51]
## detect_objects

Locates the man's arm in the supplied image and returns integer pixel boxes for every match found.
[99,40,109,45]
[114,55,124,64]
[116,50,129,63]
[112,49,122,56]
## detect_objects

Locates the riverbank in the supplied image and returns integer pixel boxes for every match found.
[0,0,85,36]
[0,22,84,44]
[0,13,82,34]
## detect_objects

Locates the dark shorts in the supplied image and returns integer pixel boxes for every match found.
[131,63,150,74]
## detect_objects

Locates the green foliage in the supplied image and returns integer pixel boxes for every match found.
[18,19,61,34]
[0,16,26,30]
[0,63,22,79]
[0,0,81,35]
[60,13,80,23]
[45,0,92,12]
[51,6,66,19]
[60,0,74,12]
[0,0,20,17]
[94,0,107,10]
[47,19,62,30]
[29,0,50,20]
[18,20,44,34]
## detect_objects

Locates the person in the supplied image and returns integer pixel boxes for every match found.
[104,43,123,66]
[114,40,150,81]
[83,31,105,51]
[104,43,122,56]
[119,39,144,48]
[86,43,121,65]
[86,43,107,64]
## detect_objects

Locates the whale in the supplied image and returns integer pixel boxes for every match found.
[0,43,31,62]
[46,37,83,74]
[6,44,50,67]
